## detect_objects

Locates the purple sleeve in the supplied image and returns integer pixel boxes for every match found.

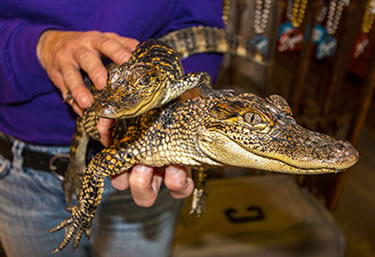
[181,54,223,83]
[157,0,224,81]
[0,19,56,104]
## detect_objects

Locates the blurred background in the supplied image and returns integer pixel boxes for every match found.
[173,0,375,256]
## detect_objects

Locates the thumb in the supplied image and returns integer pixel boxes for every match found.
[97,118,114,147]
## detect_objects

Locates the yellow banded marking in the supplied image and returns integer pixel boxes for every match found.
[120,135,133,143]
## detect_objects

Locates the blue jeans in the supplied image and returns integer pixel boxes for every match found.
[0,138,183,257]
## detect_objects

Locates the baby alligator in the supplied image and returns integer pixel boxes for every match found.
[51,91,359,253]
[64,26,255,204]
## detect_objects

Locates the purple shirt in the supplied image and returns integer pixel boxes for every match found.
[0,0,223,145]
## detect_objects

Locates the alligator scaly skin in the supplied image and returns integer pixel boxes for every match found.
[64,37,213,204]
[64,26,251,204]
[52,91,359,253]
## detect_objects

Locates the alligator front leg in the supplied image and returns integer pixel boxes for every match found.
[164,72,213,104]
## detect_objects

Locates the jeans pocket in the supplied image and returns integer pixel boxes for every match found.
[0,155,11,179]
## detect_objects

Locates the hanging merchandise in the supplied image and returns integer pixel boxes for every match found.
[222,0,231,28]
[353,0,375,58]
[278,0,307,52]
[249,0,272,62]
[312,4,327,44]
[289,0,308,27]
[316,0,349,60]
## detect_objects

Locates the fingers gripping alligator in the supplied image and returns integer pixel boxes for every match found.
[51,89,359,253]
[64,26,256,204]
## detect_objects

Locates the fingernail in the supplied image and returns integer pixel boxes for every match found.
[96,76,107,89]
[79,95,91,107]
[133,165,152,173]
[167,165,184,174]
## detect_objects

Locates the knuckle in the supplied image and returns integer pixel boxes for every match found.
[62,40,76,51]
[85,30,101,40]
[91,66,106,78]
[55,49,67,60]
[104,32,118,38]
[63,69,76,81]
[98,37,114,50]
[77,49,92,63]
[48,70,62,84]
[70,89,83,101]
[135,197,155,208]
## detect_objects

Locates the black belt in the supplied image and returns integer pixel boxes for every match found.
[0,136,69,180]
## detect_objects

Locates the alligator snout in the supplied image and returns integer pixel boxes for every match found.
[331,140,359,169]
[93,99,123,118]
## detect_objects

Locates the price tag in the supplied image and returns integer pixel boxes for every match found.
[248,35,269,62]
[279,21,293,36]
[353,34,369,58]
[278,22,304,52]
[316,35,337,59]
[312,24,326,44]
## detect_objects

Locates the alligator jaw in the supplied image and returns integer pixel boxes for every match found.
[197,131,359,174]
[94,86,165,119]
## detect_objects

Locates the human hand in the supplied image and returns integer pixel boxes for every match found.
[37,31,194,206]
[36,30,138,146]
[97,118,194,205]
[111,165,195,207]
[36,30,139,115]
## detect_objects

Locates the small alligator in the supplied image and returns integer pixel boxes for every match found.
[94,26,257,119]
[51,90,359,253]
[64,26,256,204]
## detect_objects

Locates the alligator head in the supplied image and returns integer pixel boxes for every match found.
[93,62,173,119]
[197,93,359,173]
[93,39,184,119]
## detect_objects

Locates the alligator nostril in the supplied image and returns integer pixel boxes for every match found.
[335,141,346,151]
[336,140,359,162]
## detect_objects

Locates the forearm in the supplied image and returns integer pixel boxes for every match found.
[0,19,57,104]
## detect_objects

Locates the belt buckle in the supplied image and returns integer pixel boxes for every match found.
[49,153,70,181]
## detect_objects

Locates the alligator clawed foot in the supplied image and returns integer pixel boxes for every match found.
[49,205,92,253]
[189,188,207,217]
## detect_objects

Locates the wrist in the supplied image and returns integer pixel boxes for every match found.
[36,30,54,68]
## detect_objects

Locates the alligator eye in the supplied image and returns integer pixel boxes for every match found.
[151,70,159,77]
[139,75,151,86]
[244,112,262,125]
